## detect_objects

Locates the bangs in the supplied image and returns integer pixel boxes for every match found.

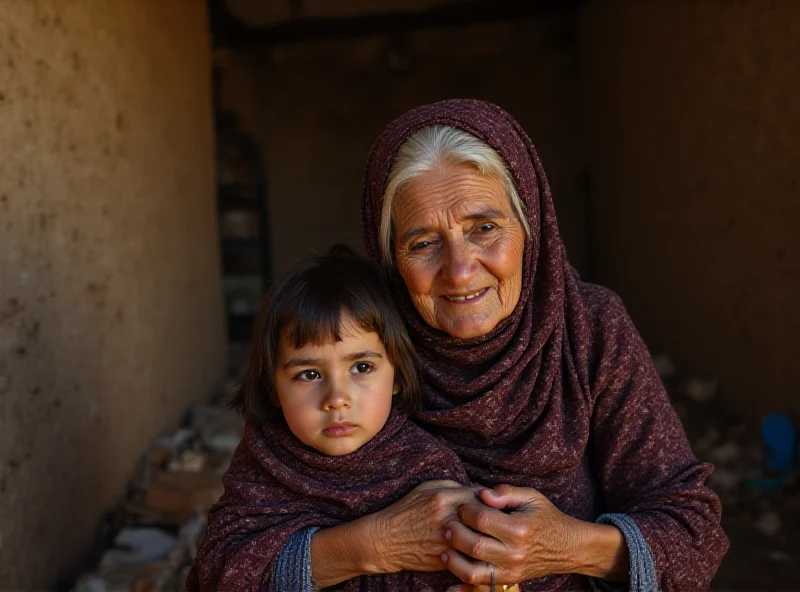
[280,305,383,350]
[274,265,385,351]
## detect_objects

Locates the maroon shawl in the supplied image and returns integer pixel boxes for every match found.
[188,412,469,591]
[360,100,728,591]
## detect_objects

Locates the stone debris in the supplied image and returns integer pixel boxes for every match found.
[166,450,207,474]
[766,550,793,565]
[651,354,677,380]
[755,511,782,537]
[72,380,243,592]
[655,354,800,586]
[708,468,741,491]
[683,377,718,403]
[709,442,741,464]
[107,528,178,565]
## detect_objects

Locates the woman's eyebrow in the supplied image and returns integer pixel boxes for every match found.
[400,209,507,243]
[461,208,506,222]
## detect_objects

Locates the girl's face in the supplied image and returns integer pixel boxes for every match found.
[274,315,396,456]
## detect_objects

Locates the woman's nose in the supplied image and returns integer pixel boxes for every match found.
[442,237,478,285]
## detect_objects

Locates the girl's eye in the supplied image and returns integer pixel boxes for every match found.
[295,370,321,381]
[351,362,374,375]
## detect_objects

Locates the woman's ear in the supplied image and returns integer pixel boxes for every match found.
[392,381,401,396]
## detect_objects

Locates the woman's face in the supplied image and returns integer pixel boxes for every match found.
[392,161,526,339]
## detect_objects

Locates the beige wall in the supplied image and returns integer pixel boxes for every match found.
[580,0,800,416]
[0,1,224,587]
[219,15,589,277]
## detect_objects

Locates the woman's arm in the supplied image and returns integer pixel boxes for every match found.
[571,518,629,581]
[310,516,385,587]
[309,480,479,587]
[443,295,726,590]
[583,291,728,590]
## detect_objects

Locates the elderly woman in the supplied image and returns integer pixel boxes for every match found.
[309,100,728,591]
[210,100,728,591]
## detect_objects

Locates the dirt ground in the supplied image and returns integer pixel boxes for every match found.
[671,384,800,591]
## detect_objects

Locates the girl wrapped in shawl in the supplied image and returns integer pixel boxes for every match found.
[187,252,473,591]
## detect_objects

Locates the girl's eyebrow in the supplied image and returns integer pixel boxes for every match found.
[341,350,383,361]
[283,357,321,370]
[282,350,383,369]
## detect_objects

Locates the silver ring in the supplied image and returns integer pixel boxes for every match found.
[490,564,496,592]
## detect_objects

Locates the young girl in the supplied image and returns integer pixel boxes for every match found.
[187,252,471,591]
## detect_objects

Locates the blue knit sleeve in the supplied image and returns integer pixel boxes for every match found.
[273,526,321,592]
[592,514,658,592]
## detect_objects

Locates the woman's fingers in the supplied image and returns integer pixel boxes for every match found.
[442,547,512,588]
[444,484,573,582]
[372,480,478,573]
[445,518,506,564]
[478,484,542,511]
[414,479,470,492]
[457,499,529,546]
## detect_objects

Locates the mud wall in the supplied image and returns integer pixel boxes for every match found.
[0,1,225,586]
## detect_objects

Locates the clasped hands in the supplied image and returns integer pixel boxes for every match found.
[371,480,579,592]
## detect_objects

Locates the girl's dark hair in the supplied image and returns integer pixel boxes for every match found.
[230,247,421,422]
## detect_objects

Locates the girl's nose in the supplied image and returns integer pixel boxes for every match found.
[322,383,352,411]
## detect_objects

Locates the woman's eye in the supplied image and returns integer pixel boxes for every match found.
[296,370,321,381]
[410,240,432,251]
[478,223,497,233]
[351,362,374,374]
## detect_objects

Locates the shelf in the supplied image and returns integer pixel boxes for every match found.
[216,111,271,344]
[221,238,262,251]
[218,195,262,211]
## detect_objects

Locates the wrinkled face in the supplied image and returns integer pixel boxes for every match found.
[392,161,526,339]
[274,316,396,456]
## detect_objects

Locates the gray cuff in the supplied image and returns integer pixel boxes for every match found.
[273,526,322,592]
[592,513,657,592]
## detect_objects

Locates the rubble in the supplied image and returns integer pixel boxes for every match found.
[766,550,793,565]
[651,354,677,380]
[71,378,244,592]
[709,442,740,464]
[755,511,782,537]
[653,354,800,587]
[683,377,718,403]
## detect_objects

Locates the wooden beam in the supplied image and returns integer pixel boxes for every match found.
[211,0,583,48]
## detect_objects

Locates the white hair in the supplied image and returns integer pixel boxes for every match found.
[379,125,530,263]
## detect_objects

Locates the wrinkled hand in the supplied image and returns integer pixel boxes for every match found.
[368,480,479,574]
[441,484,579,589]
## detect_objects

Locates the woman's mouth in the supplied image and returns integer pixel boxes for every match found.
[323,421,356,437]
[442,288,489,303]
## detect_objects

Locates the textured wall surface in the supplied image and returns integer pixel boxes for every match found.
[0,1,225,587]
[580,0,800,416]
[221,16,589,277]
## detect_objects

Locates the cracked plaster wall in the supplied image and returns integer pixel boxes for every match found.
[0,1,225,587]
[580,0,800,416]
